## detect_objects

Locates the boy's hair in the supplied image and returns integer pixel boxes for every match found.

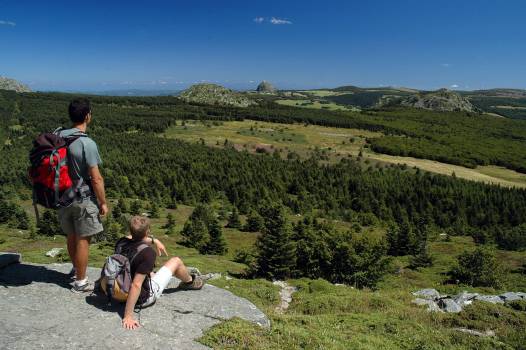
[129,216,150,240]
[68,98,91,124]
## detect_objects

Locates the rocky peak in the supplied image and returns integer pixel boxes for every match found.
[0,76,31,92]
[256,81,276,94]
[179,83,256,107]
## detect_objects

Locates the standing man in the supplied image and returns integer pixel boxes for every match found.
[58,98,108,292]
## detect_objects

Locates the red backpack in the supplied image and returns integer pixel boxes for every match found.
[28,128,87,211]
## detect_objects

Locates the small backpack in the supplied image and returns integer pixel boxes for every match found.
[100,240,149,303]
[28,127,87,211]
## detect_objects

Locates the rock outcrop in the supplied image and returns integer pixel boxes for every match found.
[0,262,270,349]
[378,89,477,112]
[256,81,277,94]
[411,288,526,313]
[0,76,31,92]
[179,83,256,107]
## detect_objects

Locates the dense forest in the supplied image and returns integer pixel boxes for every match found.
[468,96,526,120]
[1,90,525,255]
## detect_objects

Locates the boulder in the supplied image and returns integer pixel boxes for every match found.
[474,295,504,304]
[438,299,462,313]
[412,298,442,312]
[500,292,525,302]
[412,289,441,300]
[453,291,479,307]
[45,248,64,258]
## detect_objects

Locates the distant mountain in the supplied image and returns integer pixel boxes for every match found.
[0,77,31,92]
[179,83,256,107]
[256,81,277,94]
[468,88,526,98]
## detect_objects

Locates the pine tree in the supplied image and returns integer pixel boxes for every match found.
[227,207,242,229]
[244,210,264,232]
[150,201,161,218]
[165,213,176,229]
[255,205,296,279]
[200,219,227,255]
[130,200,141,215]
[116,198,128,213]
[181,219,208,250]
[38,210,61,236]
[112,202,122,220]
[409,241,433,269]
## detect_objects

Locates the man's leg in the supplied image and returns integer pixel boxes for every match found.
[74,236,91,281]
[164,257,192,283]
[66,233,77,271]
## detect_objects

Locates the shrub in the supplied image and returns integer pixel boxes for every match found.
[449,247,503,287]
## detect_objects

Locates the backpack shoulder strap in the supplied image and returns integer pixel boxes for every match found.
[129,243,150,265]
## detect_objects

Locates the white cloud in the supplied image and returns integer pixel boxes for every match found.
[0,20,16,26]
[450,84,459,88]
[270,17,292,25]
[441,63,450,67]
[253,17,264,24]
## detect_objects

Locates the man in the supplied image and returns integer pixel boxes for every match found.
[58,98,108,292]
[120,216,204,330]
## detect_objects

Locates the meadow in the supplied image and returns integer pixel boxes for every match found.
[163,120,526,188]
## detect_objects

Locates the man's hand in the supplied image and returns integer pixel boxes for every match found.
[154,239,168,256]
[99,203,109,217]
[122,316,140,330]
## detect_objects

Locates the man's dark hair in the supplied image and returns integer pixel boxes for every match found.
[68,98,91,123]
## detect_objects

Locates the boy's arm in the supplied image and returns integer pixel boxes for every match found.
[122,273,146,330]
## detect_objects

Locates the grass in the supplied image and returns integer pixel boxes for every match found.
[274,99,356,111]
[162,119,526,188]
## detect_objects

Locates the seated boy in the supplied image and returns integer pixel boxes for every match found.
[119,215,204,330]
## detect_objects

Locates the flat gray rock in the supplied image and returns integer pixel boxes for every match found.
[412,288,441,300]
[0,263,270,350]
[499,292,525,302]
[438,299,462,313]
[475,295,504,304]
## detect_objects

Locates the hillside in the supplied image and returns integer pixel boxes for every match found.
[179,83,256,107]
[0,76,31,93]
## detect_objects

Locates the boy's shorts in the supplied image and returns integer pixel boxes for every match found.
[140,266,173,307]
[58,198,103,237]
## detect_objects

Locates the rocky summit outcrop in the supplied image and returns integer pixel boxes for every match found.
[0,76,31,92]
[256,81,277,94]
[378,89,476,112]
[0,261,269,350]
[401,89,476,112]
[411,288,526,313]
[179,83,256,107]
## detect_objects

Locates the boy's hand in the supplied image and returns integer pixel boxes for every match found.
[154,239,168,256]
[122,316,140,330]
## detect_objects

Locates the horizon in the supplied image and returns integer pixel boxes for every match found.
[1,0,525,92]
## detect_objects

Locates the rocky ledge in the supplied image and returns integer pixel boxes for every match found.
[412,288,526,313]
[0,261,269,350]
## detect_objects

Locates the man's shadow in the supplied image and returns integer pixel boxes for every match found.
[0,263,72,289]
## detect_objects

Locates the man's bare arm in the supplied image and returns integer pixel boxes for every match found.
[88,165,108,216]
[122,273,146,329]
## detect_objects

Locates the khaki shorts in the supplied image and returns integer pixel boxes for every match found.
[57,198,103,237]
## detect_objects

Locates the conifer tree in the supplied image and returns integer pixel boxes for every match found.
[150,201,161,218]
[181,219,208,250]
[200,219,227,255]
[227,207,242,229]
[409,241,433,269]
[244,210,264,232]
[165,213,176,229]
[116,198,128,214]
[130,200,141,215]
[255,205,296,279]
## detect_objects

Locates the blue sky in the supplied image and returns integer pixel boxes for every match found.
[1,0,525,91]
